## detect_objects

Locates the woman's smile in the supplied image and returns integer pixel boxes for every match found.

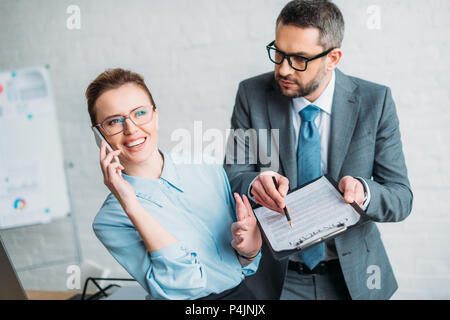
[122,136,148,152]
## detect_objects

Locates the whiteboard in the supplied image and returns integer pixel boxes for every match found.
[0,66,71,229]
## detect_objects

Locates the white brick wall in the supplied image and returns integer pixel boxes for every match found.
[0,0,448,299]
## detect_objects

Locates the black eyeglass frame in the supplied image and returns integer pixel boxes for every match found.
[266,40,336,72]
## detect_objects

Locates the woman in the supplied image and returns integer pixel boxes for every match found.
[86,68,262,300]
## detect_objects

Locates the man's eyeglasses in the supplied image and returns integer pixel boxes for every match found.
[93,105,156,136]
[266,40,335,72]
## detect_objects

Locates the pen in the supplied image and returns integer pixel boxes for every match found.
[271,176,292,228]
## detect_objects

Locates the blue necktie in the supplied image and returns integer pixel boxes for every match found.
[297,105,324,270]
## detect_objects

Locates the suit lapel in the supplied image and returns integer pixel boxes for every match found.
[328,69,360,181]
[266,86,298,187]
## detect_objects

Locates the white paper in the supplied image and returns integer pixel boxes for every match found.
[253,176,361,252]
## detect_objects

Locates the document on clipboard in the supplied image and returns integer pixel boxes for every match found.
[253,175,369,260]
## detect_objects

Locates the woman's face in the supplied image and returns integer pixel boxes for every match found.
[94,83,158,166]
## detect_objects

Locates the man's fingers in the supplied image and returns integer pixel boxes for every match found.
[260,175,285,208]
[253,192,284,214]
[344,185,356,203]
[339,176,367,208]
[355,181,365,207]
[277,175,290,197]
[252,181,280,210]
[339,176,357,203]
[252,189,283,214]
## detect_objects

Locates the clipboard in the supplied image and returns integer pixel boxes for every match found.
[252,175,371,260]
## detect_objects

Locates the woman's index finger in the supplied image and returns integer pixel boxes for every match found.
[234,193,246,221]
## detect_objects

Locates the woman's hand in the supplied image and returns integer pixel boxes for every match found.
[100,141,136,206]
[231,193,262,260]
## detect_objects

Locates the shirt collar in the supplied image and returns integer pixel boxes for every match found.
[121,150,185,195]
[292,69,335,115]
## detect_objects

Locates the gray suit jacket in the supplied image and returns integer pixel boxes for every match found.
[224,69,413,300]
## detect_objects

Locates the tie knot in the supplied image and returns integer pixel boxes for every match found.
[299,105,320,122]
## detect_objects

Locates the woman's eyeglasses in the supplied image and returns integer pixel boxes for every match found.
[93,105,156,136]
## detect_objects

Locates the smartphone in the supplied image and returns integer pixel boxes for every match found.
[92,126,122,175]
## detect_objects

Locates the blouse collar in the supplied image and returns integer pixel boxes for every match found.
[121,150,185,196]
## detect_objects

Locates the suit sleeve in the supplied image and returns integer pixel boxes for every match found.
[363,87,413,222]
[223,81,260,197]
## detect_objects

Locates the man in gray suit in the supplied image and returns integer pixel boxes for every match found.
[224,0,413,300]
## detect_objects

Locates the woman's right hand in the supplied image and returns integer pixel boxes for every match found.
[100,141,136,205]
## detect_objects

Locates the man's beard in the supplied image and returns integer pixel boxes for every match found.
[275,63,327,98]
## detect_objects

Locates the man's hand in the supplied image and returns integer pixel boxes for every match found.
[250,171,289,214]
[338,176,365,208]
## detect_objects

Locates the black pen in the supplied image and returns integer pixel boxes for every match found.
[271,176,292,228]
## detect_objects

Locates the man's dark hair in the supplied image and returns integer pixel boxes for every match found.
[276,0,345,49]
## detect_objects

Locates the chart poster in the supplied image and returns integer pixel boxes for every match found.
[0,67,71,229]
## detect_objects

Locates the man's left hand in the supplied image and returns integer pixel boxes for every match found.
[338,176,365,208]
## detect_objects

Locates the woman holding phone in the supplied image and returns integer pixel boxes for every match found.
[86,68,262,300]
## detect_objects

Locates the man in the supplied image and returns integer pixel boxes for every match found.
[224,0,413,300]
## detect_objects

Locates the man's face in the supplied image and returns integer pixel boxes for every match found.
[274,23,328,98]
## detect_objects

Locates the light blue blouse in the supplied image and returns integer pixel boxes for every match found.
[92,152,261,300]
